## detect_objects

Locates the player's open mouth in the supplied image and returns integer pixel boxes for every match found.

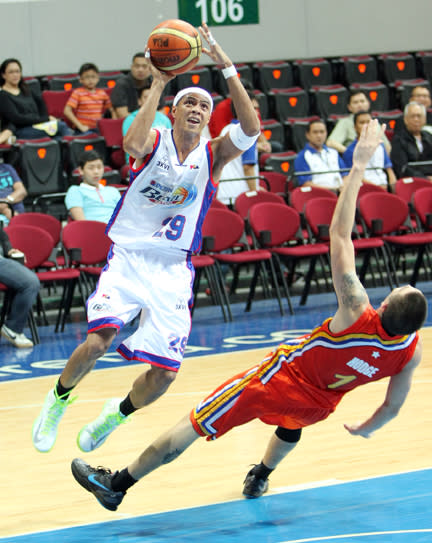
[188,117,200,124]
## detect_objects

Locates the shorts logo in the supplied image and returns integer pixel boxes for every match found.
[92,303,111,312]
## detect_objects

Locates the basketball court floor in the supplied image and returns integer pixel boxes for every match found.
[1,283,432,542]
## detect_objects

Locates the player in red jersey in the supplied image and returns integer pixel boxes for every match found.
[71,119,427,511]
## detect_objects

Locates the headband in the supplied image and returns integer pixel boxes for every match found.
[173,87,213,112]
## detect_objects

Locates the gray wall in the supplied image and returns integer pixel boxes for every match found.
[0,0,431,77]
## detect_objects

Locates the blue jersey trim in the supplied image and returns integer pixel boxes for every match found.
[117,344,181,371]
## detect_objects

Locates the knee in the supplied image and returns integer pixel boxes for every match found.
[275,427,302,443]
[85,331,115,359]
[30,274,41,294]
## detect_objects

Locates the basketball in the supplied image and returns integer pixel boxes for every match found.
[147,19,202,76]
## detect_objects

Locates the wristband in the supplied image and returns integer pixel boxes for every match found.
[222,65,237,80]
[6,195,14,203]
[229,123,259,151]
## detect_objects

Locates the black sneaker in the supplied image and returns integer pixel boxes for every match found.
[242,465,269,498]
[71,458,125,511]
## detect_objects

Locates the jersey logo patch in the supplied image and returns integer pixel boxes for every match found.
[140,181,198,208]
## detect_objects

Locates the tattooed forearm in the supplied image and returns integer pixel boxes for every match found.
[340,272,368,309]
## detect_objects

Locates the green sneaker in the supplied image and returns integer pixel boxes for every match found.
[77,398,130,452]
[32,388,76,453]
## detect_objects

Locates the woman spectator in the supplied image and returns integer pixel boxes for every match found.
[0,58,72,140]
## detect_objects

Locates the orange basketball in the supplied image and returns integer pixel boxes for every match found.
[147,19,202,76]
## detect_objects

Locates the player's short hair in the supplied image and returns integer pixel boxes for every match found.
[79,63,99,76]
[381,289,427,335]
[78,150,103,168]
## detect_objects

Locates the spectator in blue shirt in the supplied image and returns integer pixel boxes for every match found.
[65,150,121,223]
[122,82,172,164]
[343,111,396,191]
[0,163,27,225]
[294,119,348,192]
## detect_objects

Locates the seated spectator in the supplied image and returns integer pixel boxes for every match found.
[110,53,153,119]
[394,85,432,134]
[217,93,264,206]
[0,58,72,140]
[0,162,27,225]
[122,81,172,133]
[0,227,40,348]
[390,102,432,179]
[63,63,115,135]
[343,111,396,191]
[122,82,172,163]
[294,119,348,192]
[65,150,121,222]
[208,79,282,153]
[327,90,391,154]
[122,84,172,136]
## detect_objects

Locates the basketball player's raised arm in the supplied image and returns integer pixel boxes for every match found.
[199,23,260,173]
[344,341,422,438]
[123,58,174,161]
[329,120,385,330]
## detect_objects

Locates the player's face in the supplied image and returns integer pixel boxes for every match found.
[174,94,212,132]
[348,93,370,114]
[131,58,151,81]
[79,159,105,186]
[306,122,327,149]
[79,69,99,90]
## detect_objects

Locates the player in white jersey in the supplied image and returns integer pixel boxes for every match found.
[32,23,261,454]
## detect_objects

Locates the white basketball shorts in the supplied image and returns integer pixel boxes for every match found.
[87,244,194,372]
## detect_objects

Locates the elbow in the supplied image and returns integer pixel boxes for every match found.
[249,118,261,137]
[123,139,141,158]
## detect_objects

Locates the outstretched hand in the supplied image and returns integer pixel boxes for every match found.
[343,422,372,439]
[199,22,232,66]
[352,119,386,170]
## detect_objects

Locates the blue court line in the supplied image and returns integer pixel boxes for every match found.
[3,468,432,543]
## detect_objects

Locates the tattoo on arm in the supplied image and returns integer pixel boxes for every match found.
[162,448,183,464]
[340,272,367,310]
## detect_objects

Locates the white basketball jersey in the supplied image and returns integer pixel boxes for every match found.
[107,129,217,254]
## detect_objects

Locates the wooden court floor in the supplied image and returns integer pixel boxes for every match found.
[1,330,432,539]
